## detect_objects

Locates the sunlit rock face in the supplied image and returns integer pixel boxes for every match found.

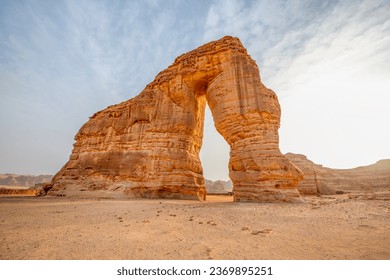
[49,36,303,202]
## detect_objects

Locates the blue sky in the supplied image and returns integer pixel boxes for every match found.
[0,0,389,180]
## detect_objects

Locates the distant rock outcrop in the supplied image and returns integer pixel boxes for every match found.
[48,36,303,202]
[205,179,226,194]
[0,187,45,196]
[285,153,390,197]
[0,174,52,187]
[205,179,233,194]
[0,174,52,197]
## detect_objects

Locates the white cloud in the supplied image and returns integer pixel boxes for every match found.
[273,1,390,168]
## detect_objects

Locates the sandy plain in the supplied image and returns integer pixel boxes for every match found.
[0,194,389,260]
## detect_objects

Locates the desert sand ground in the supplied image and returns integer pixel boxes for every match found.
[0,194,389,260]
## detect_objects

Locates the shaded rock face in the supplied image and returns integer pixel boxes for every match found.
[49,36,303,202]
[285,153,390,196]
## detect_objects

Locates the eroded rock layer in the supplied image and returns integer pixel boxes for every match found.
[49,36,303,202]
[0,187,44,197]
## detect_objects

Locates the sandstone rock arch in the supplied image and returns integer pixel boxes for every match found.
[49,36,303,202]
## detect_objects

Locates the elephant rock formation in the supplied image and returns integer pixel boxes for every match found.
[49,36,303,202]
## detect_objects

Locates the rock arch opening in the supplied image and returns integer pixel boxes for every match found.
[200,103,231,199]
[48,36,303,202]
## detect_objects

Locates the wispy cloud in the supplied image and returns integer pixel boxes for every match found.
[202,0,390,170]
[0,0,210,174]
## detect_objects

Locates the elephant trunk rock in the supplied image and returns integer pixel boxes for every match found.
[49,36,303,202]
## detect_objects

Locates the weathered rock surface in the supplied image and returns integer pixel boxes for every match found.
[285,153,390,198]
[48,36,303,202]
[0,187,45,196]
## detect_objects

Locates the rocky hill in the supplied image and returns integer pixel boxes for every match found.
[0,174,52,187]
[205,179,233,194]
[205,154,390,198]
[285,153,390,196]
